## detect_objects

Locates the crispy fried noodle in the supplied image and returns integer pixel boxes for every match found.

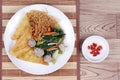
[27,10,57,41]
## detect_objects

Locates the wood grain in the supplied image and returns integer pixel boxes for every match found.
[2,5,76,13]
[117,15,120,79]
[2,76,77,80]
[80,14,116,39]
[116,15,120,38]
[80,63,119,80]
[0,0,2,80]
[80,0,120,15]
[80,0,120,80]
[2,69,77,76]
[76,0,80,80]
[2,12,76,19]
[2,0,77,80]
[2,62,76,70]
[2,0,76,5]
[119,63,120,79]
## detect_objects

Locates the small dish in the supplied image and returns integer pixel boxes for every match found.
[82,35,109,63]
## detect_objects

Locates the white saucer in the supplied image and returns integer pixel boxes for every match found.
[82,35,109,63]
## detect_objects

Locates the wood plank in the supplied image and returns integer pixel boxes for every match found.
[2,0,75,5]
[2,12,76,19]
[80,14,116,39]
[2,69,6,76]
[80,0,120,80]
[0,0,2,79]
[80,63,119,80]
[116,15,120,38]
[76,0,80,80]
[118,63,120,79]
[2,62,17,70]
[80,0,120,15]
[20,69,76,76]
[2,62,76,70]
[46,0,75,5]
[2,55,10,62]
[2,76,76,80]
[6,70,21,77]
[2,69,76,76]
[2,55,77,62]
[2,5,76,13]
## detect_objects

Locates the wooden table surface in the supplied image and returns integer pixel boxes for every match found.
[80,0,120,80]
[2,0,120,80]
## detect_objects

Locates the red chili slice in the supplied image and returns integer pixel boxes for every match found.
[90,45,95,50]
[97,51,100,55]
[90,51,95,54]
[88,46,90,49]
[93,43,97,48]
[94,50,99,55]
[88,43,102,57]
[97,45,103,51]
[93,54,97,56]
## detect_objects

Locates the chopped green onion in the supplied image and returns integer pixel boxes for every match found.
[58,50,63,54]
[36,40,44,45]
[52,58,56,64]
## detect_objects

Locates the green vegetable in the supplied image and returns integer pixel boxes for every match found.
[36,40,44,45]
[52,50,59,64]
[51,28,64,35]
[58,36,64,45]
[52,58,56,64]
[44,50,57,56]
[35,28,65,56]
[58,50,63,54]
[35,42,51,50]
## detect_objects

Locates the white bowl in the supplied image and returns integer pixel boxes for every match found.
[82,35,109,63]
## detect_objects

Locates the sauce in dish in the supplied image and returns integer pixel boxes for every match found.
[82,35,109,63]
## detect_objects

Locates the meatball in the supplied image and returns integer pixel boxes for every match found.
[28,39,36,47]
[44,55,52,63]
[34,48,44,57]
